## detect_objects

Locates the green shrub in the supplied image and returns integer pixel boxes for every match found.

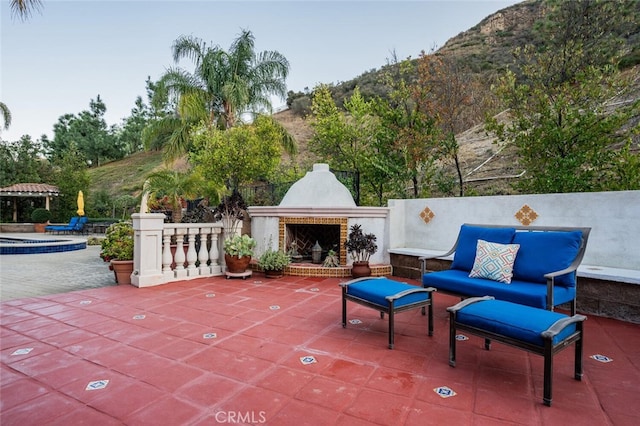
[100,222,134,261]
[30,208,52,223]
[258,248,291,271]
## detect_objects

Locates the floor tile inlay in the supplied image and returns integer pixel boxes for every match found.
[300,356,317,365]
[434,386,457,398]
[11,347,33,355]
[86,380,109,390]
[591,354,613,363]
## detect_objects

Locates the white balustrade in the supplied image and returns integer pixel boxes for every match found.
[133,215,225,287]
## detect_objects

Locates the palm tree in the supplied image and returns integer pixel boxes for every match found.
[144,169,218,223]
[0,102,11,130]
[10,0,42,20]
[145,30,291,162]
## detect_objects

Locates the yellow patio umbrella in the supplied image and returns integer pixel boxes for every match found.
[77,190,85,216]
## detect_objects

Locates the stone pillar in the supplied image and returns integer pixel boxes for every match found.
[131,213,166,287]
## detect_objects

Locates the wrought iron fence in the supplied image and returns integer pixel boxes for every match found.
[239,169,360,206]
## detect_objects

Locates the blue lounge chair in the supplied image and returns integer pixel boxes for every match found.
[45,217,80,234]
[45,216,88,234]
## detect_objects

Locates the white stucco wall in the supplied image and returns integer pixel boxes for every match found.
[388,190,639,271]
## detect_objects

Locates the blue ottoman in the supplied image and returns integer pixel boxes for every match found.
[447,296,586,406]
[340,277,435,349]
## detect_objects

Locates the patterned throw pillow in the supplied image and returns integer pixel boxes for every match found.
[469,239,520,284]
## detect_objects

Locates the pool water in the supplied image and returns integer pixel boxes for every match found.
[0,236,87,254]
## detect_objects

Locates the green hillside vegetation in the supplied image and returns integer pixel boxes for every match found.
[87,150,164,199]
[70,0,640,208]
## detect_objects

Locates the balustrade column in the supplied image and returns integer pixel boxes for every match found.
[198,227,211,275]
[186,228,198,275]
[174,230,188,279]
[209,229,222,274]
[162,230,174,277]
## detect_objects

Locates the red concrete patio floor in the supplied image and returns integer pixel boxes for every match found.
[1,275,639,425]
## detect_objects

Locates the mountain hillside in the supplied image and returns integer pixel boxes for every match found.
[275,0,638,195]
[92,0,638,200]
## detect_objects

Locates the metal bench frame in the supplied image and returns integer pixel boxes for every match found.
[448,296,586,406]
[340,277,435,349]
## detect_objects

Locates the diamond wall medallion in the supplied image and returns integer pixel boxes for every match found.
[515,204,539,226]
[420,206,435,224]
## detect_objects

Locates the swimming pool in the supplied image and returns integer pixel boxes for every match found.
[0,236,87,254]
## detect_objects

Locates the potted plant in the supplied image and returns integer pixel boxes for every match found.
[344,224,378,278]
[258,248,291,278]
[100,221,134,285]
[223,234,256,274]
[323,249,340,267]
[31,208,52,233]
[214,189,247,236]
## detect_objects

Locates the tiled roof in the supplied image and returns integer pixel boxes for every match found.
[0,183,60,195]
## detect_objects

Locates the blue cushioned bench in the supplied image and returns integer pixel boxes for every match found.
[422,224,591,315]
[340,277,435,349]
[448,296,586,406]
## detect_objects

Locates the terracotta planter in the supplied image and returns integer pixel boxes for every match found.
[225,254,251,274]
[111,259,134,285]
[351,261,372,278]
[264,269,284,279]
[33,222,48,233]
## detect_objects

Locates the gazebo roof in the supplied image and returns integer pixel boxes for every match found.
[0,183,60,197]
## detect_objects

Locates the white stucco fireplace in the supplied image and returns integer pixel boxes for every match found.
[248,164,391,277]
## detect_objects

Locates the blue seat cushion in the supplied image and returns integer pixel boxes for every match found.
[346,278,431,308]
[512,231,583,287]
[423,269,575,309]
[451,225,516,272]
[455,299,577,346]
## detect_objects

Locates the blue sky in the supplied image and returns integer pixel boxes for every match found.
[1,0,519,143]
